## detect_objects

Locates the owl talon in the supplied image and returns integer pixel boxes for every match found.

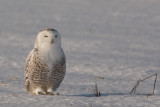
[34,88,46,95]
[38,91,46,95]
[47,92,59,96]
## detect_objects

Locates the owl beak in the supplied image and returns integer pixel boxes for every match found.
[51,39,53,44]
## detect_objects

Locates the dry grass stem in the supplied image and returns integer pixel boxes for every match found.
[130,73,157,95]
[93,84,101,97]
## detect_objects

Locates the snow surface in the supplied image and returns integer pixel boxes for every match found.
[0,0,160,107]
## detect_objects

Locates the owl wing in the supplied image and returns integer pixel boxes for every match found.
[55,54,66,82]
[24,48,39,91]
[50,51,66,90]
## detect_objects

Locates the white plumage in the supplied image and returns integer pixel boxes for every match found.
[25,28,66,95]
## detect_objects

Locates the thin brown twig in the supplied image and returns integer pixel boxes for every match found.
[130,73,157,95]
[153,73,157,94]
[130,79,141,94]
[134,79,141,94]
[93,84,101,97]
[141,74,157,82]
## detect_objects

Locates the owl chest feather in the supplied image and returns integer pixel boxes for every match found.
[39,46,64,76]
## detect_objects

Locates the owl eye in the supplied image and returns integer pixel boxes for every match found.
[44,35,48,37]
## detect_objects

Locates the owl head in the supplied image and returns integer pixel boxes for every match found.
[34,28,61,49]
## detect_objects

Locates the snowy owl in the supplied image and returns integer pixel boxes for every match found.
[24,28,66,95]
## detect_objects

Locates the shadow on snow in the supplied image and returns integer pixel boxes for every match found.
[66,93,160,97]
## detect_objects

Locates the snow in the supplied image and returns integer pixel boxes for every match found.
[0,0,160,106]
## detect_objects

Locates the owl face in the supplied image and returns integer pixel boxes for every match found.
[35,29,61,48]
